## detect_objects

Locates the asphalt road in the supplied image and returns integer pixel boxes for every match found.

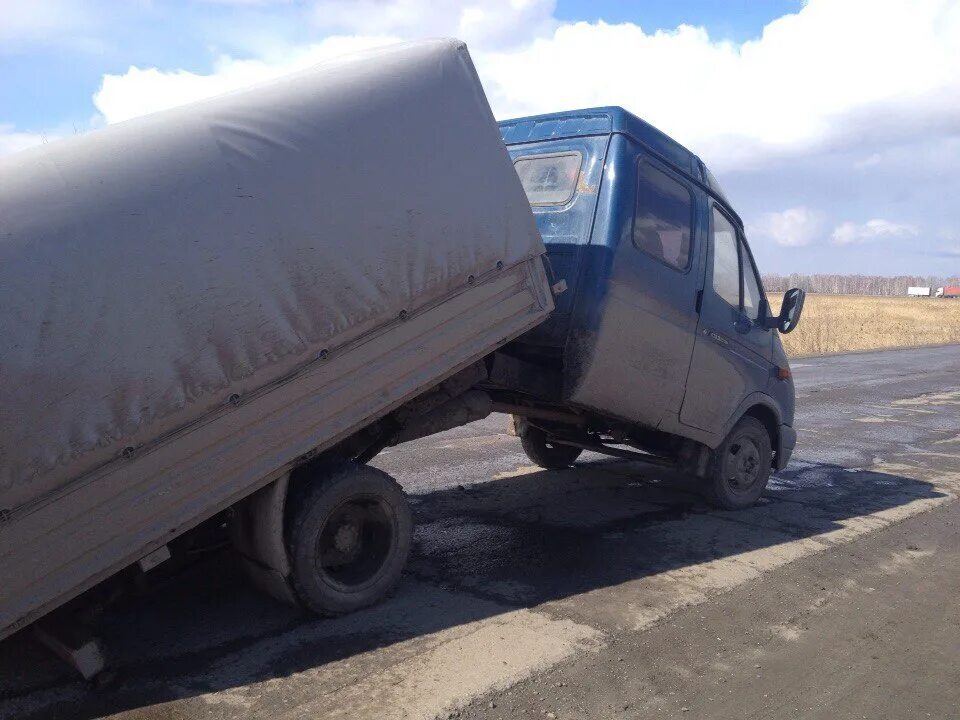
[2,345,959,720]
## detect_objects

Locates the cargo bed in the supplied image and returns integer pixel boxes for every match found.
[0,39,552,640]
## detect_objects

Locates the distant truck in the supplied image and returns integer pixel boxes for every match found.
[908,286,932,297]
[0,43,805,662]
[936,287,960,298]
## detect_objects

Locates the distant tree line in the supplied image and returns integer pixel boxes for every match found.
[761,274,960,296]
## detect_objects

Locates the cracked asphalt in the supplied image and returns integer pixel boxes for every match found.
[2,345,959,720]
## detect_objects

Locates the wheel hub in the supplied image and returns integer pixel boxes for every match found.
[724,439,762,492]
[317,498,395,589]
[333,521,361,555]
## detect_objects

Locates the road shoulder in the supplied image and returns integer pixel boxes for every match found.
[460,496,960,720]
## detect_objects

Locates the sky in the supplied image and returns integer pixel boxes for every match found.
[1,0,959,276]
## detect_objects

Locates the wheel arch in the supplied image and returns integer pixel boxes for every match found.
[741,403,779,464]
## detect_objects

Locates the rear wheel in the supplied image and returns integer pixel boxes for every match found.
[518,422,582,469]
[706,416,772,509]
[287,462,412,615]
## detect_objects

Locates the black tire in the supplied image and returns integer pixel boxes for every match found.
[287,461,412,616]
[519,424,582,469]
[706,416,772,509]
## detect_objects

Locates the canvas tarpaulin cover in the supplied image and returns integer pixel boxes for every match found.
[0,39,543,510]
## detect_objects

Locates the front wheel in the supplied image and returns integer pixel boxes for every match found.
[706,416,772,509]
[286,461,412,616]
[518,421,582,469]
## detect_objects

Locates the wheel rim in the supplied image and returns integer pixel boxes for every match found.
[720,435,763,495]
[315,496,396,592]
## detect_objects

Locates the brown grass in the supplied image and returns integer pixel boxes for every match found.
[768,293,960,356]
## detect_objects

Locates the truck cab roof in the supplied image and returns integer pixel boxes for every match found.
[498,106,730,207]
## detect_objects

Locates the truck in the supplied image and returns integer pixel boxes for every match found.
[0,39,555,653]
[488,107,804,511]
[936,286,960,298]
[0,41,805,671]
[908,286,931,297]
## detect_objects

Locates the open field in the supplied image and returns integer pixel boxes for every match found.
[770,293,960,356]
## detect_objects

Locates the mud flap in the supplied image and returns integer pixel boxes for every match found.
[229,476,298,606]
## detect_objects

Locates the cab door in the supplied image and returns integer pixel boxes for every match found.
[679,204,773,435]
[567,142,702,428]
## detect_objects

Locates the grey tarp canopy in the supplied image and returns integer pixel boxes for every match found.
[0,38,543,512]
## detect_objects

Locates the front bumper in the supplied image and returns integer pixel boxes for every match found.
[776,424,797,470]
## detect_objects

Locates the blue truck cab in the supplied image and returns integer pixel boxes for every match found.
[489,107,806,508]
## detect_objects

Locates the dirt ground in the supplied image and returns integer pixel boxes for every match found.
[457,484,960,720]
[1,345,959,720]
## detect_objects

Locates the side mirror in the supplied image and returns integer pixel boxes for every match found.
[775,287,805,333]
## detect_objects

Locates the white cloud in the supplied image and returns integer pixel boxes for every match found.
[307,0,556,49]
[93,35,399,124]
[91,1,558,126]
[0,125,56,156]
[4,0,959,274]
[84,0,960,176]
[831,219,919,245]
[748,207,824,247]
[479,0,960,170]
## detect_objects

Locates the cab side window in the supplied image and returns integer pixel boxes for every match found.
[741,244,765,321]
[633,161,693,271]
[711,208,740,308]
[712,205,768,322]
